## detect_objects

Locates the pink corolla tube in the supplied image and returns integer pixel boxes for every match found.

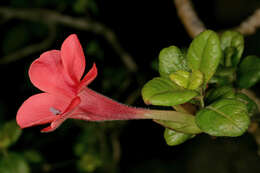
[16,34,192,132]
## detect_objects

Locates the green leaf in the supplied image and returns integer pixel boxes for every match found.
[169,70,203,90]
[158,46,189,78]
[220,30,244,67]
[209,66,236,85]
[195,99,250,137]
[141,77,198,106]
[187,30,222,84]
[188,70,204,90]
[237,55,260,88]
[209,76,231,86]
[0,152,30,173]
[0,120,22,148]
[206,86,235,104]
[215,66,236,81]
[155,115,202,134]
[169,70,190,88]
[164,128,193,146]
[235,93,258,117]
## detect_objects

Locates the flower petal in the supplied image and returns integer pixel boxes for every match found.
[16,93,71,129]
[41,96,81,133]
[61,34,86,83]
[29,50,77,97]
[78,63,97,92]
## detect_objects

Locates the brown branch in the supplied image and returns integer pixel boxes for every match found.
[241,89,260,112]
[173,0,206,38]
[0,7,137,72]
[174,0,260,38]
[234,9,260,35]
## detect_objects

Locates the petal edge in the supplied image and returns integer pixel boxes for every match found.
[16,93,71,128]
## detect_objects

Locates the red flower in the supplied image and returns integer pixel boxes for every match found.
[17,34,194,133]
[16,34,149,132]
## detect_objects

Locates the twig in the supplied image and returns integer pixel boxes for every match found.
[173,0,260,38]
[173,0,206,38]
[111,132,121,164]
[241,89,260,112]
[234,9,260,35]
[0,7,137,72]
[0,23,56,64]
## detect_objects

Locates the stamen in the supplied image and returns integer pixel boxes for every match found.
[50,107,61,115]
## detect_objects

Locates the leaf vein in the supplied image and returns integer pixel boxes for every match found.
[207,106,243,131]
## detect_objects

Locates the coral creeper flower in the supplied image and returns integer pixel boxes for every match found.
[17,34,193,132]
[16,34,145,132]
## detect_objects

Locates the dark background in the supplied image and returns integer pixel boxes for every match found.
[1,0,260,172]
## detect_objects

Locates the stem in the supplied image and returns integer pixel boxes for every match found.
[141,109,201,134]
[199,88,205,108]
[173,105,190,114]
[141,109,193,121]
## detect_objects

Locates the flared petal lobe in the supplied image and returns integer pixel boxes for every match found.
[61,34,86,83]
[29,50,77,98]
[78,63,98,92]
[17,93,71,128]
[41,96,82,133]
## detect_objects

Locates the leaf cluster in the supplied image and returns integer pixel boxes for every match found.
[142,30,260,146]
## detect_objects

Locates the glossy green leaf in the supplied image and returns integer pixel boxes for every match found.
[220,30,244,66]
[237,55,260,88]
[164,128,193,146]
[0,152,30,173]
[206,86,235,104]
[188,70,204,90]
[215,66,236,80]
[235,93,258,117]
[0,120,22,148]
[209,66,236,85]
[169,70,203,90]
[223,47,236,67]
[141,77,198,106]
[195,99,250,137]
[158,46,189,78]
[169,70,190,88]
[187,30,222,84]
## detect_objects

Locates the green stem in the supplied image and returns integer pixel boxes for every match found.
[141,109,202,134]
[200,88,205,108]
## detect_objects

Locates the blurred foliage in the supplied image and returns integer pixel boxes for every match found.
[0,0,260,173]
[0,152,30,173]
[2,24,29,55]
[0,120,22,149]
[74,0,98,15]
